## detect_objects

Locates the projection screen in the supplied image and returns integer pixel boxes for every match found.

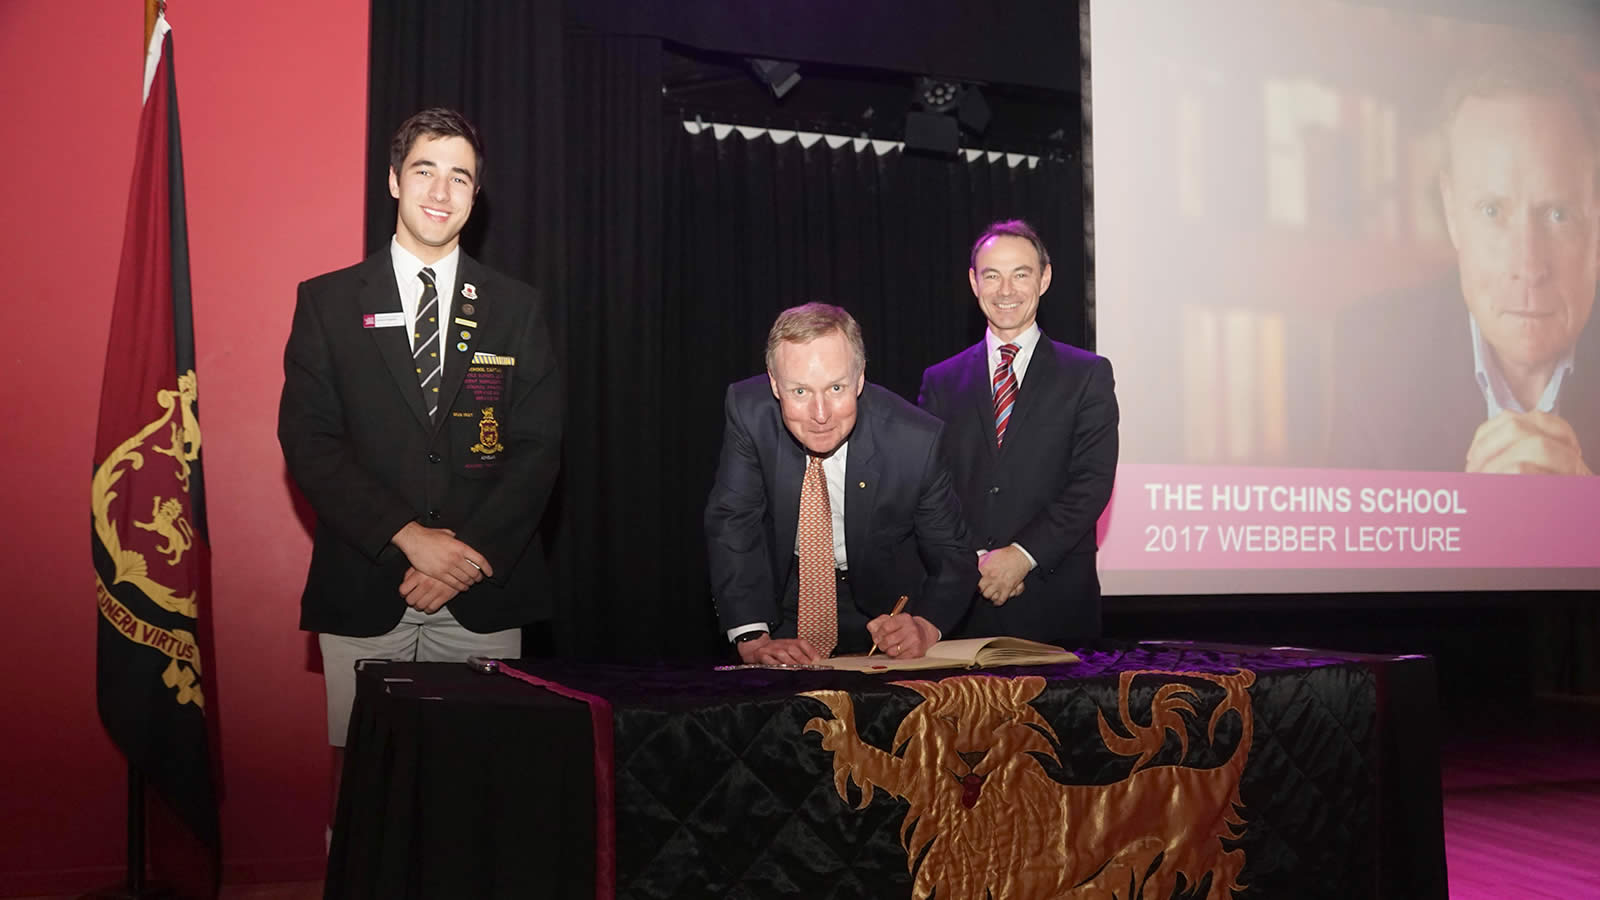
[1090,0,1600,593]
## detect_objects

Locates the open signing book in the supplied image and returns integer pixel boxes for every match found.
[818,636,1080,673]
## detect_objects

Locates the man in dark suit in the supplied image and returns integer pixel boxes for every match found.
[278,109,562,810]
[706,303,977,665]
[919,220,1118,644]
[1331,59,1597,475]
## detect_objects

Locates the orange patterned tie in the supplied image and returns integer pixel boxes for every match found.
[796,454,838,657]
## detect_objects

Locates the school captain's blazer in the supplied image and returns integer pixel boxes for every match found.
[279,250,562,637]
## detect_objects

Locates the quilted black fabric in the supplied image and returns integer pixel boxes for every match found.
[593,645,1380,899]
[329,644,1445,900]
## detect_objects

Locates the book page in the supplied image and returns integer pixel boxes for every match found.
[814,637,1078,673]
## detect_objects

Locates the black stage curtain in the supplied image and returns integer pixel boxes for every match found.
[554,29,675,657]
[367,2,1085,660]
[365,0,566,297]
[659,128,1083,656]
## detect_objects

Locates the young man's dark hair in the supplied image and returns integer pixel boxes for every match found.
[388,107,486,189]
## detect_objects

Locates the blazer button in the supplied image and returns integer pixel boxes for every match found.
[427,452,442,464]
[427,509,442,522]
[989,485,1001,494]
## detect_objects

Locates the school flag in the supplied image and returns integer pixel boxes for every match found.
[91,4,221,874]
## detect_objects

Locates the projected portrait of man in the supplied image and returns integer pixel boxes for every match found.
[1331,58,1600,474]
[1442,63,1598,474]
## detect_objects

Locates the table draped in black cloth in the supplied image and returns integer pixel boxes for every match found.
[325,643,1447,900]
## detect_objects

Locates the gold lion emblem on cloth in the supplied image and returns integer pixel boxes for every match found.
[91,371,202,619]
[803,669,1254,899]
[91,371,207,708]
[470,406,504,454]
[133,496,194,566]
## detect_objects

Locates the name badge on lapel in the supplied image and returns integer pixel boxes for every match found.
[363,312,406,329]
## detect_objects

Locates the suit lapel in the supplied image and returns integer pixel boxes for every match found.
[357,253,432,430]
[773,408,806,565]
[434,254,485,433]
[959,342,999,457]
[1002,332,1058,452]
[843,389,880,565]
[1445,310,1489,450]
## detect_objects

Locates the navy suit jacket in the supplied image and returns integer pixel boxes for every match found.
[705,377,978,638]
[279,250,563,637]
[919,334,1118,643]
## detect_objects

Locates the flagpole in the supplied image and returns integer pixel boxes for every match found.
[115,11,164,895]
[80,774,170,899]
[125,771,151,896]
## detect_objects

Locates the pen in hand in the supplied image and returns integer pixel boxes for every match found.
[867,595,911,657]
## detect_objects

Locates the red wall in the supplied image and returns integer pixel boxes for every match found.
[0,0,368,892]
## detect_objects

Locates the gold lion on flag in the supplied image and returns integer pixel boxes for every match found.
[92,372,202,622]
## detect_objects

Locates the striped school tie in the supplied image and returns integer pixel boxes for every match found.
[413,267,442,420]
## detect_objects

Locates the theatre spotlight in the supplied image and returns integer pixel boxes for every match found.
[747,57,801,99]
[915,77,961,114]
[912,77,990,139]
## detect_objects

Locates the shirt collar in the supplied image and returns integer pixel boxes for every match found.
[986,322,1041,363]
[813,440,849,467]
[1469,312,1574,416]
[979,318,1043,353]
[390,237,461,303]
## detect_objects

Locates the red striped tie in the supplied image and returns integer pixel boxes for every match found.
[993,343,1019,447]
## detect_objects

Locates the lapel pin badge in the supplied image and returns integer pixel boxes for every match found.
[461,283,477,300]
[459,330,472,340]
[461,303,476,315]
[456,341,469,352]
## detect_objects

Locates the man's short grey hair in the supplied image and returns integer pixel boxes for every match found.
[764,303,867,377]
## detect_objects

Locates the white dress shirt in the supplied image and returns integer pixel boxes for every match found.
[1469,313,1574,417]
[390,238,460,374]
[982,322,1041,569]
[985,322,1043,387]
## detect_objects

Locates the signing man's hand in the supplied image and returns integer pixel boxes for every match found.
[399,567,458,613]
[1466,410,1591,475]
[391,522,494,591]
[737,634,824,666]
[978,545,1033,606]
[866,613,940,659]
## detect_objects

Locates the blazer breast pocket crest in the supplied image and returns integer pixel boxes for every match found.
[470,406,505,455]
